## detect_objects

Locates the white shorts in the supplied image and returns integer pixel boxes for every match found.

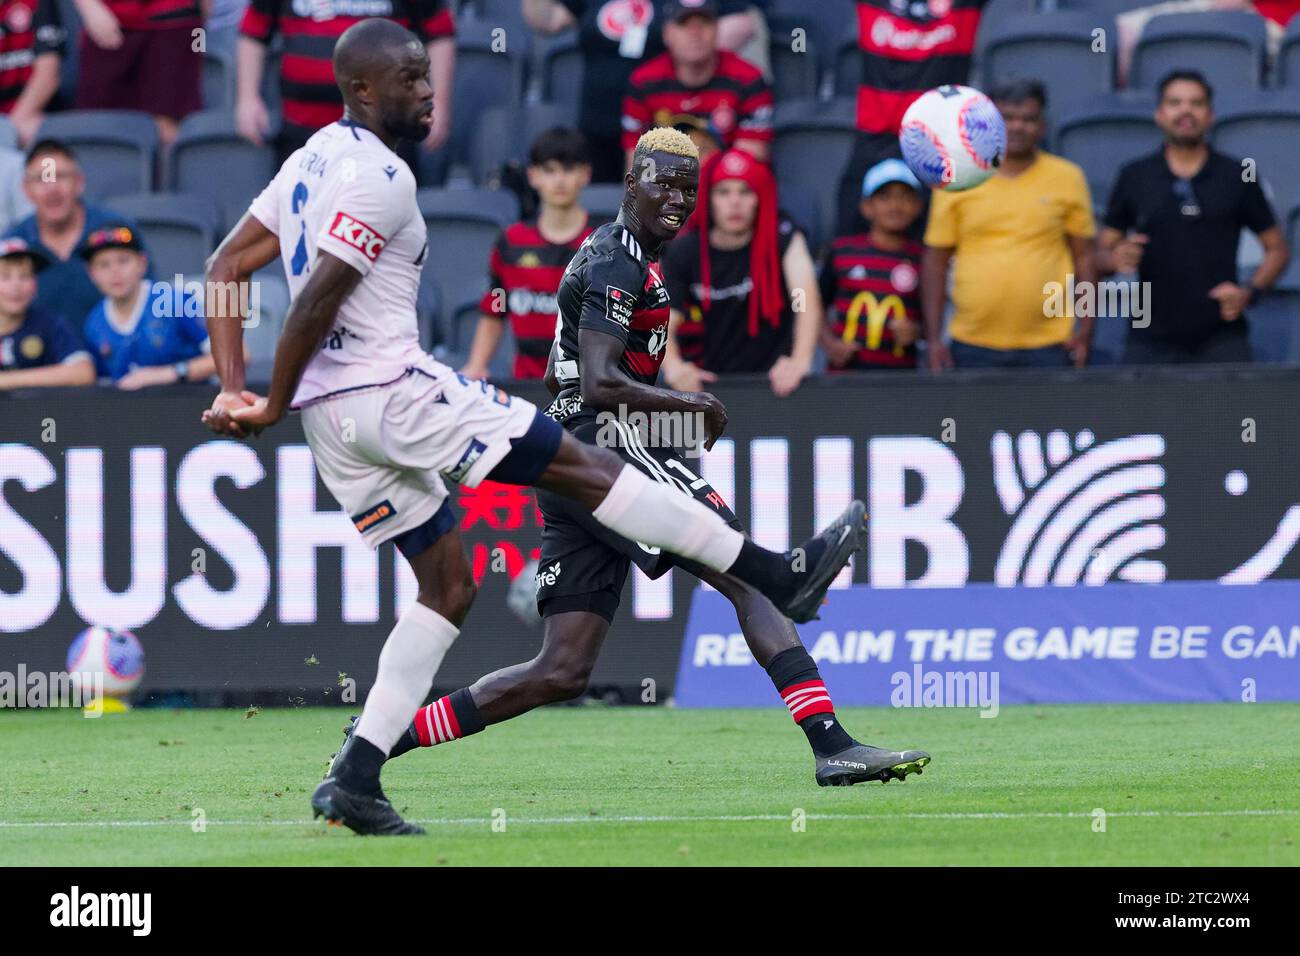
[300,361,540,549]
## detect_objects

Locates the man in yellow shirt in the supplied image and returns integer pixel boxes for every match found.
[921,79,1098,370]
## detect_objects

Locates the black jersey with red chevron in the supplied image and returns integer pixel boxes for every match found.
[545,221,673,427]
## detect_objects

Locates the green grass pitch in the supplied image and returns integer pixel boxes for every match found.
[2,703,1298,866]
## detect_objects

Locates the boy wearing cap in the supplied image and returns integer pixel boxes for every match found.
[0,237,94,389]
[81,224,217,389]
[819,158,925,371]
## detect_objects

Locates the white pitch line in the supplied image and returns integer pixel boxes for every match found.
[1,809,1298,829]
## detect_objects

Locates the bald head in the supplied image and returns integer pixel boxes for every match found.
[332,18,434,146]
[334,18,423,95]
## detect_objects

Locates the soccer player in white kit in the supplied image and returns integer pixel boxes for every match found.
[202,18,866,836]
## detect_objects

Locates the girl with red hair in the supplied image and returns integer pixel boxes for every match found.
[661,148,821,397]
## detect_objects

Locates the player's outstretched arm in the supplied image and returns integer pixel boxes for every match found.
[229,251,365,434]
[203,213,281,436]
[578,327,727,450]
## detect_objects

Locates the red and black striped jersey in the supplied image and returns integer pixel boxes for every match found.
[853,0,986,135]
[545,221,672,426]
[478,217,596,380]
[0,0,64,113]
[239,0,455,135]
[621,49,772,152]
[818,232,923,369]
[99,0,201,30]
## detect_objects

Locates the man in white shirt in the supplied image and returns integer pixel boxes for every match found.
[201,17,864,837]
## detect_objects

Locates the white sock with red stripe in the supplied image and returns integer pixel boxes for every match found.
[781,679,835,723]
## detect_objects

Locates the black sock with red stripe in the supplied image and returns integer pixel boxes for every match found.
[765,646,855,758]
[392,687,485,757]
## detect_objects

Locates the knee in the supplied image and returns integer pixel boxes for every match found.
[420,572,476,626]
[534,654,593,702]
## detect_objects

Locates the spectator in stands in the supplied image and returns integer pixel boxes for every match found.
[661,147,820,397]
[835,0,990,236]
[1101,70,1290,364]
[621,0,772,170]
[523,0,758,183]
[461,128,596,381]
[820,159,925,372]
[236,0,455,165]
[73,0,205,145]
[923,80,1097,370]
[80,224,219,388]
[0,237,94,389]
[6,140,148,332]
[0,0,66,146]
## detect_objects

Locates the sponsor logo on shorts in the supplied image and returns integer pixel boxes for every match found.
[606,285,633,326]
[352,499,398,534]
[534,561,561,595]
[328,211,387,261]
[443,438,488,483]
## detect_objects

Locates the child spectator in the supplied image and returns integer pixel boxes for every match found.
[80,224,217,388]
[461,128,596,382]
[661,147,820,398]
[819,159,925,371]
[73,0,206,145]
[0,237,94,389]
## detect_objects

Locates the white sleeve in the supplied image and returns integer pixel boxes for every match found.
[315,163,414,277]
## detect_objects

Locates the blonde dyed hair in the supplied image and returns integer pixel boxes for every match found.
[630,126,699,177]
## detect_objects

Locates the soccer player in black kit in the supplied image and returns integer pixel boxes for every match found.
[332,128,929,789]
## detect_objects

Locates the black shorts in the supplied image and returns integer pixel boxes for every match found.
[535,418,742,623]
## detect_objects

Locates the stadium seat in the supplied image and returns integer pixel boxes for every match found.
[417,187,520,344]
[1212,93,1300,198]
[101,192,221,279]
[1248,281,1300,364]
[447,18,528,166]
[1279,15,1300,89]
[242,267,290,384]
[35,111,159,201]
[580,183,625,226]
[1053,93,1161,209]
[772,99,858,251]
[831,35,862,100]
[767,14,821,101]
[1130,11,1266,90]
[1287,193,1300,255]
[449,298,514,379]
[468,100,578,185]
[170,110,278,233]
[777,184,822,260]
[979,13,1113,112]
[203,46,235,110]
[417,277,442,354]
[541,32,584,106]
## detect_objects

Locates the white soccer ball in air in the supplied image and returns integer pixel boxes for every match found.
[66,626,145,699]
[900,85,1006,192]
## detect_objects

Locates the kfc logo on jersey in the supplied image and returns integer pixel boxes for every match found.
[328,211,387,261]
[606,285,634,326]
